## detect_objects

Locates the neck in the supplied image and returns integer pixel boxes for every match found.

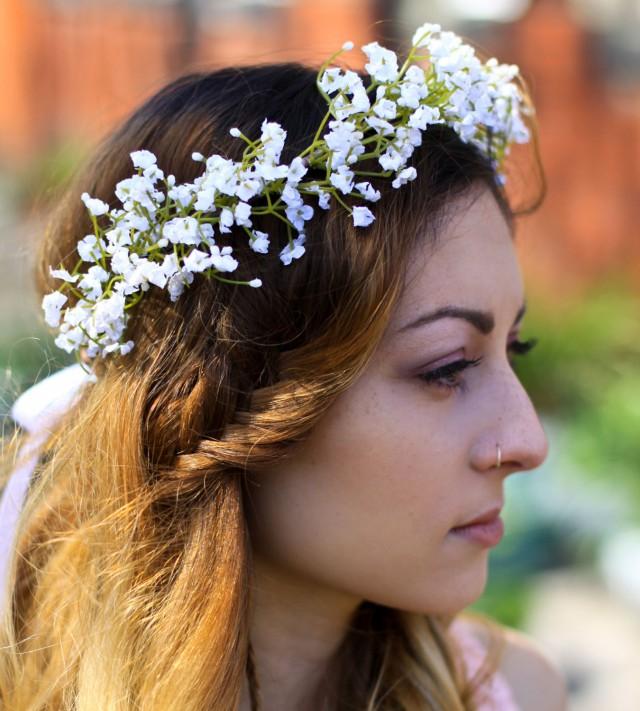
[239,553,362,711]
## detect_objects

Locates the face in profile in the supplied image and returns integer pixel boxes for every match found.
[245,185,549,617]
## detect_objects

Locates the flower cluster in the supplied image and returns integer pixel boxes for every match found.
[43,22,532,362]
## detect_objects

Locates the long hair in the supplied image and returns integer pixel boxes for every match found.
[0,62,536,710]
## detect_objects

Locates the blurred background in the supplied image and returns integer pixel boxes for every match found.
[0,1,638,708]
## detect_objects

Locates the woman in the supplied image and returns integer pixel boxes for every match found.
[0,25,567,710]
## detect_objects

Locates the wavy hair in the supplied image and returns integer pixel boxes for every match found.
[0,62,538,710]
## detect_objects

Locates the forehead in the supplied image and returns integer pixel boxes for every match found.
[391,187,524,329]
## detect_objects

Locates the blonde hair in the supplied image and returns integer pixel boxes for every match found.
[0,62,528,710]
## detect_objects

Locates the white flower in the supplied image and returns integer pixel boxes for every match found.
[63,299,92,327]
[236,173,262,201]
[248,278,262,287]
[77,234,105,262]
[260,120,287,164]
[408,105,441,130]
[167,183,195,209]
[81,192,109,217]
[120,212,150,233]
[254,160,289,182]
[77,273,104,301]
[329,165,354,194]
[392,166,417,189]
[167,269,194,302]
[183,249,214,273]
[104,226,133,252]
[452,113,477,142]
[281,184,302,208]
[342,70,366,95]
[234,201,253,227]
[325,120,364,168]
[362,42,399,83]
[396,126,423,149]
[161,253,180,279]
[318,192,331,210]
[163,216,201,245]
[194,187,215,211]
[42,291,68,327]
[87,264,109,282]
[411,22,441,47]
[372,98,397,120]
[426,30,463,62]
[209,245,238,273]
[192,151,205,162]
[286,157,308,187]
[279,234,306,266]
[202,155,239,195]
[144,260,171,289]
[352,206,375,227]
[111,247,133,276]
[397,67,428,109]
[319,67,346,95]
[365,115,395,136]
[378,147,405,172]
[115,174,163,213]
[249,230,270,254]
[404,64,427,85]
[118,257,166,294]
[130,150,157,170]
[92,292,126,334]
[331,71,371,119]
[355,182,381,202]
[306,184,332,210]
[49,266,79,283]
[285,200,314,232]
[54,327,84,354]
[219,208,234,234]
[77,264,109,300]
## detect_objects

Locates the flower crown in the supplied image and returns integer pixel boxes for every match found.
[42,23,532,362]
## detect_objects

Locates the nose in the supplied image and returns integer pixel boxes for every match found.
[470,369,549,474]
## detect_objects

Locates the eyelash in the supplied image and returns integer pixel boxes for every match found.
[419,338,538,392]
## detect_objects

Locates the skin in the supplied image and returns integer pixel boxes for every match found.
[240,185,549,711]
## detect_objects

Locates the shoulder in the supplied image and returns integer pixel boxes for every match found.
[498,626,568,711]
[458,615,569,711]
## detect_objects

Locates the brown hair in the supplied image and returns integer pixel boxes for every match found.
[1,62,536,710]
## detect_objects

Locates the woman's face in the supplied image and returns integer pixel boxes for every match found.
[246,186,548,616]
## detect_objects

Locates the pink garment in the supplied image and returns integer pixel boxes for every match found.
[449,618,521,711]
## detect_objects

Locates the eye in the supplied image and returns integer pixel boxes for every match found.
[419,357,482,393]
[418,338,537,393]
[507,337,537,365]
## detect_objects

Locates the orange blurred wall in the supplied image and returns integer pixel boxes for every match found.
[0,0,638,290]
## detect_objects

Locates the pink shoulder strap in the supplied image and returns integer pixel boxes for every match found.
[449,617,521,711]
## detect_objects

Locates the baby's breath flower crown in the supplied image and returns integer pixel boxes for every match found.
[43,23,533,363]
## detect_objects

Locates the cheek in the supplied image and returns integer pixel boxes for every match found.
[245,374,475,608]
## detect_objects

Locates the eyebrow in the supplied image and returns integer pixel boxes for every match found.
[397,302,527,335]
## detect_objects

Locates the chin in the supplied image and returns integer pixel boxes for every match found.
[407,561,490,616]
[367,571,488,618]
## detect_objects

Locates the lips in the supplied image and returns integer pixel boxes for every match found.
[453,504,503,529]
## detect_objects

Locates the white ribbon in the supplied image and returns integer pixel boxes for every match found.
[0,364,96,607]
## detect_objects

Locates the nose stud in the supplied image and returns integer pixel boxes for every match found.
[495,443,502,468]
